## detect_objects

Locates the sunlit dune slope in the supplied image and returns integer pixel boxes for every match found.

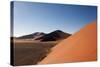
[38,21,97,64]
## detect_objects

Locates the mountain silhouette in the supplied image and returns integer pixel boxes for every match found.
[16,30,71,41]
[16,32,45,39]
[35,30,71,41]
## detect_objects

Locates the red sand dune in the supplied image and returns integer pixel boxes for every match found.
[38,21,97,64]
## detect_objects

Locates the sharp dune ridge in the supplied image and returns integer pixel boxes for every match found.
[38,21,97,64]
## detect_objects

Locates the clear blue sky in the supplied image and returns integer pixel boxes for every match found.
[12,1,97,37]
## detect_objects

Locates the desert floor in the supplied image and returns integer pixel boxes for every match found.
[13,40,58,66]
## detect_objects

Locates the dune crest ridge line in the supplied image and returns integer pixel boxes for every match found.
[38,21,97,64]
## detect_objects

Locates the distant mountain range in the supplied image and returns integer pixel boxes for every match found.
[16,30,71,41]
[16,32,45,39]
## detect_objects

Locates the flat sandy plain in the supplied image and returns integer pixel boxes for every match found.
[13,40,59,66]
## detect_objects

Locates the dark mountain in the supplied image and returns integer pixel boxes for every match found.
[16,30,71,41]
[35,30,71,41]
[16,32,45,39]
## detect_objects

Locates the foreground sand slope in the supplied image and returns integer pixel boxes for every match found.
[38,21,97,64]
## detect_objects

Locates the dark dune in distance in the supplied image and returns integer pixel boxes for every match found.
[16,32,45,39]
[15,30,71,41]
[36,30,71,41]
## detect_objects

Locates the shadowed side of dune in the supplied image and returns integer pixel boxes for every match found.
[38,21,97,64]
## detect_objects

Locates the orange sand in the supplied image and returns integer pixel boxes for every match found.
[38,21,97,64]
